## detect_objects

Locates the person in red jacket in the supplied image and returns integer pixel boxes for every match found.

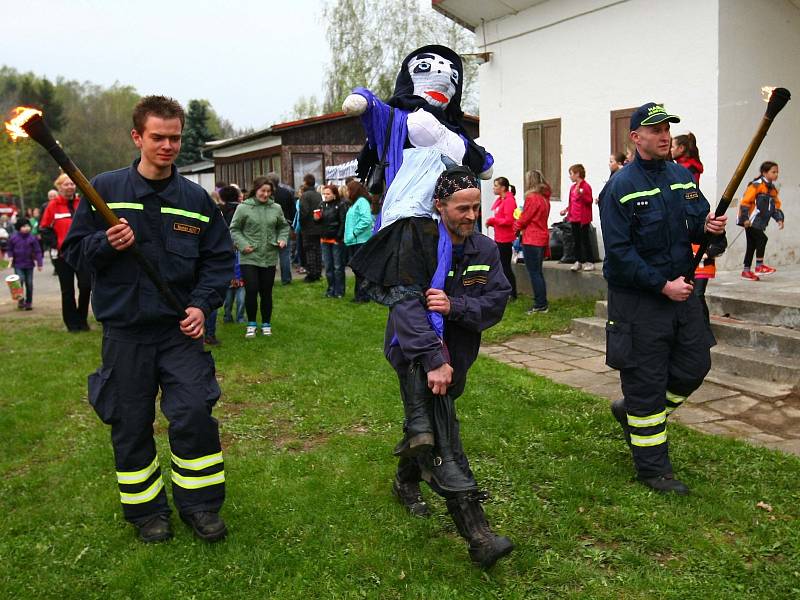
[39,172,91,332]
[670,133,704,184]
[559,164,594,271]
[514,170,552,313]
[486,176,518,299]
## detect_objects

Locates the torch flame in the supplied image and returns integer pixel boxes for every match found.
[761,86,776,103]
[4,106,42,141]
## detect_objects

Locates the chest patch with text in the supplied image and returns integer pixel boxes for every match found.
[684,191,699,201]
[174,222,200,235]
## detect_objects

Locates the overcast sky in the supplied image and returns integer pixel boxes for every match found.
[1,0,329,130]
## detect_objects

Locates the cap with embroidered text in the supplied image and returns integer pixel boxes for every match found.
[630,102,681,131]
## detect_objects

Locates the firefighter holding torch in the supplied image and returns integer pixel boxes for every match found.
[62,96,233,543]
[599,102,727,495]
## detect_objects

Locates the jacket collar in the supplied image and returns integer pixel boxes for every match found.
[128,158,181,202]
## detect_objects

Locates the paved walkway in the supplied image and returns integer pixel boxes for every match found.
[481,331,800,457]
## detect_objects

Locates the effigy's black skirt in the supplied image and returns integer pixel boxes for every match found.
[349,217,439,307]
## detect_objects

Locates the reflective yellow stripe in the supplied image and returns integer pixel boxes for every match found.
[161,207,210,223]
[619,188,661,204]
[120,477,164,505]
[631,431,667,447]
[666,392,686,403]
[670,182,696,190]
[90,202,145,211]
[171,451,223,471]
[627,411,667,428]
[464,265,490,273]
[447,270,454,277]
[171,471,225,490]
[117,457,159,485]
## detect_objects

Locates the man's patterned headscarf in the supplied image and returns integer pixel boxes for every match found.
[434,165,479,200]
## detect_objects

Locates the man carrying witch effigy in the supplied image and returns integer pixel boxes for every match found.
[344,46,514,568]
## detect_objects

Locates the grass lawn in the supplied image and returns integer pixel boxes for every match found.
[1,280,798,599]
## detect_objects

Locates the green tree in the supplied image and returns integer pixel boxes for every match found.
[177,99,215,166]
[0,136,46,210]
[316,0,479,116]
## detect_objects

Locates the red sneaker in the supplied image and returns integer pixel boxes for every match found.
[741,270,760,281]
[755,264,776,275]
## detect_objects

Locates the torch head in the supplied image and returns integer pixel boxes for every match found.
[20,113,60,151]
[765,87,791,120]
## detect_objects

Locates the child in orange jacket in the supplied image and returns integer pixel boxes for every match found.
[738,161,784,281]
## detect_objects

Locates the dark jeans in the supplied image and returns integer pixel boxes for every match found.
[347,243,368,301]
[570,222,592,263]
[321,242,345,297]
[223,286,245,323]
[14,267,34,305]
[743,227,768,268]
[279,244,292,284]
[522,245,547,309]
[302,234,322,279]
[54,256,91,331]
[496,241,517,299]
[205,309,218,337]
[241,264,276,324]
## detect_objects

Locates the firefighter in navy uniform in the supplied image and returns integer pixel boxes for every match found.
[599,102,727,495]
[386,167,514,569]
[63,96,234,542]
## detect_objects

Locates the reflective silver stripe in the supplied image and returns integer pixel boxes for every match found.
[171,451,223,471]
[117,456,159,484]
[171,471,225,490]
[630,431,667,447]
[619,188,661,205]
[627,411,666,428]
[161,207,209,223]
[119,477,164,505]
[54,212,72,219]
[670,182,696,190]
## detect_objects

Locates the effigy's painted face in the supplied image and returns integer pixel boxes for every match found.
[408,52,459,109]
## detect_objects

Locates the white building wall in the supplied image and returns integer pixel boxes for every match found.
[477,0,720,259]
[717,0,800,269]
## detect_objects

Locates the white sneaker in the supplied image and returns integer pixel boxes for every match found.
[582,262,595,271]
[262,324,272,336]
[245,325,256,338]
[570,261,581,271]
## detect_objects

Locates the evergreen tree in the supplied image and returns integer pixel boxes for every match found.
[177,99,214,166]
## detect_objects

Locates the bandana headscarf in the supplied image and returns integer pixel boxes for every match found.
[434,165,479,200]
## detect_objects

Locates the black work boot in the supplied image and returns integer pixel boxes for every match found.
[392,476,431,517]
[393,364,434,458]
[610,399,631,447]
[446,492,514,569]
[638,473,690,495]
[136,514,173,543]
[419,393,477,494]
[180,511,228,542]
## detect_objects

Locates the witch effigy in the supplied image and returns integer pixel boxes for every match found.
[343,46,514,569]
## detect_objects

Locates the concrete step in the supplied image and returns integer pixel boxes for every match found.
[568,316,800,386]
[705,291,800,329]
[593,300,800,356]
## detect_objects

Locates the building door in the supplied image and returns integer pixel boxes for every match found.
[523,118,561,200]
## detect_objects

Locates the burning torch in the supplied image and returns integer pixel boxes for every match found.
[4,107,187,317]
[687,86,791,281]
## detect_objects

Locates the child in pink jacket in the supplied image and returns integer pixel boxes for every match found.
[486,176,518,299]
[559,164,594,271]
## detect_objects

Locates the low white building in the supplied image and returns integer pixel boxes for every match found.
[434,0,799,269]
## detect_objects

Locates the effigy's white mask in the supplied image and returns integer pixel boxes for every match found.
[408,52,458,109]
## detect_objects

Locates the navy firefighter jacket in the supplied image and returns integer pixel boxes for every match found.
[63,160,234,330]
[385,231,511,378]
[600,153,710,294]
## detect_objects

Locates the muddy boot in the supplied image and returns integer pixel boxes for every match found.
[393,363,434,458]
[610,398,631,447]
[419,393,477,494]
[392,476,431,517]
[446,492,514,569]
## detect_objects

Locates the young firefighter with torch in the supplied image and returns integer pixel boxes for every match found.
[61,96,234,542]
[599,103,727,495]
